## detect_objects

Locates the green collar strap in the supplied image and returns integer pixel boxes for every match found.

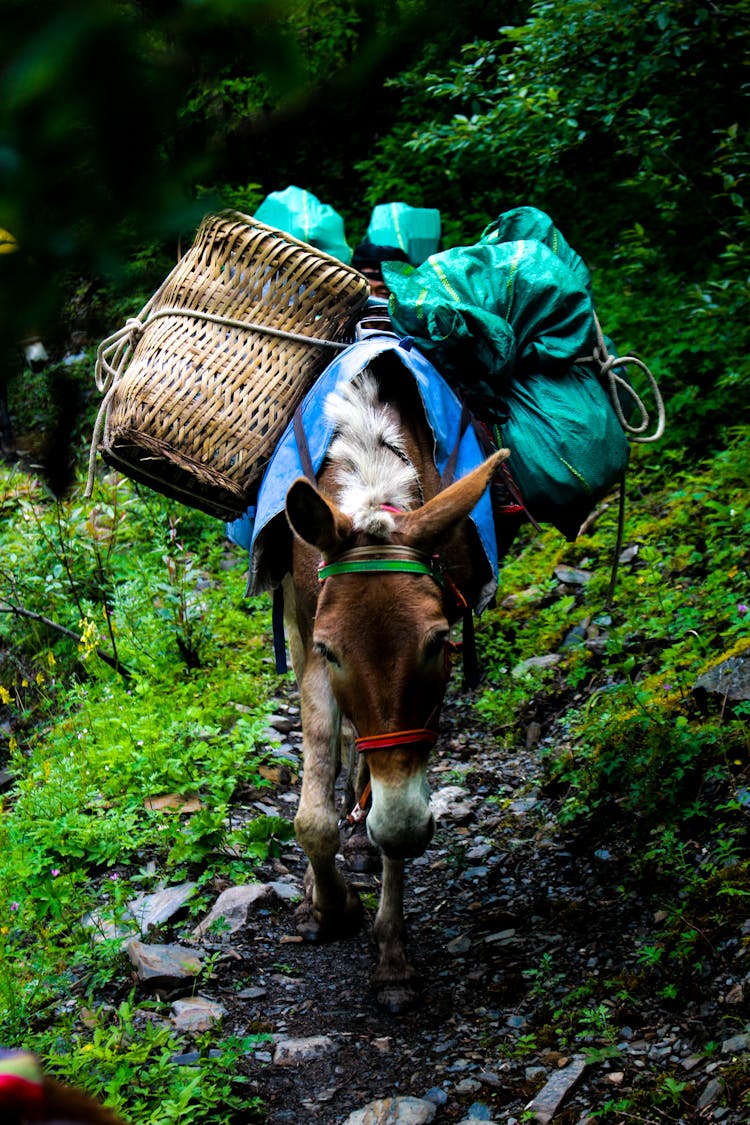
[318,545,442,585]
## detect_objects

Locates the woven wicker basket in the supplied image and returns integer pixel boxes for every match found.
[88,211,369,519]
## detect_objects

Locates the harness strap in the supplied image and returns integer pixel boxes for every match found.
[342,728,438,826]
[461,607,480,689]
[605,472,627,611]
[355,729,440,753]
[440,400,472,488]
[440,572,478,689]
[320,557,436,580]
[293,406,316,482]
[272,409,316,673]
[272,585,288,675]
[343,780,372,825]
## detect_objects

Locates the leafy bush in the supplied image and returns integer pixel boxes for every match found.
[369,0,750,262]
[41,998,266,1124]
[477,426,750,855]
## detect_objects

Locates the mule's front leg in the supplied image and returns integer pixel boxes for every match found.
[372,857,420,1013]
[294,660,364,942]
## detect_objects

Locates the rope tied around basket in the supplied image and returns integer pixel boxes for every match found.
[85,304,353,499]
[578,313,666,444]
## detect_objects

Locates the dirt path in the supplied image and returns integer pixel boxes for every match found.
[179,680,745,1124]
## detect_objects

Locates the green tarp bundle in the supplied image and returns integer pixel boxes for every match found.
[254,186,353,264]
[366,202,441,265]
[383,206,630,540]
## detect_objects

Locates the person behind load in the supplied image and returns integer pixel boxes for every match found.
[351,238,409,303]
[352,202,441,315]
[362,201,441,269]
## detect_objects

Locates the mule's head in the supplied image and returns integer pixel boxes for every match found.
[285,449,508,860]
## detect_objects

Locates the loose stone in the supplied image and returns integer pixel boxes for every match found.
[171,996,227,1032]
[342,1096,437,1124]
[124,940,204,987]
[272,1035,338,1066]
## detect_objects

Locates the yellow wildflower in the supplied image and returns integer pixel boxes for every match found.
[0,686,10,705]
[78,617,99,660]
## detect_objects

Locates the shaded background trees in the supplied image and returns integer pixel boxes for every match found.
[0,0,748,485]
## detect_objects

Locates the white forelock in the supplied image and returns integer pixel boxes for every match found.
[325,370,420,534]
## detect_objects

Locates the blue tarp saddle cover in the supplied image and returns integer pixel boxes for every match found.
[237,335,502,620]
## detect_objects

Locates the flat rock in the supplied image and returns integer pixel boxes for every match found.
[525,1055,588,1124]
[512,654,562,678]
[343,1096,437,1124]
[431,786,476,821]
[128,881,198,934]
[553,565,593,586]
[124,940,203,986]
[273,1035,338,1066]
[171,995,227,1032]
[191,881,301,939]
[265,713,298,734]
[721,1033,749,1055]
[694,657,750,702]
[456,1106,495,1124]
[697,1077,725,1110]
[446,934,472,955]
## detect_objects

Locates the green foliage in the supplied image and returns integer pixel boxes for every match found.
[0,455,290,1097]
[478,422,750,837]
[36,997,266,1124]
[523,952,566,999]
[379,0,750,259]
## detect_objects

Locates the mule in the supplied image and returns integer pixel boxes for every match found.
[281,362,508,1013]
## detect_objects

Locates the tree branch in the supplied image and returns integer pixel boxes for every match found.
[0,603,132,681]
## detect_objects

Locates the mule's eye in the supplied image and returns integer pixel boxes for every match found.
[424,630,449,661]
[314,640,341,668]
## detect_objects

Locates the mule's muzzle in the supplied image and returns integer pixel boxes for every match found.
[357,729,438,860]
[367,808,435,860]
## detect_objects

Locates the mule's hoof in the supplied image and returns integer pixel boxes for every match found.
[375,983,421,1015]
[294,888,364,943]
[343,826,382,874]
[296,908,325,944]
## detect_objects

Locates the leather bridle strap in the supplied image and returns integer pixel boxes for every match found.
[319,543,442,582]
[293,405,316,482]
[342,730,439,826]
[343,781,371,826]
[319,556,436,580]
[355,729,440,754]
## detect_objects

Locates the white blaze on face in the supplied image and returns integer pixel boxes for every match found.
[366,766,434,859]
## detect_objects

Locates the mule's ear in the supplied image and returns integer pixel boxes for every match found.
[285,478,353,556]
[399,449,510,550]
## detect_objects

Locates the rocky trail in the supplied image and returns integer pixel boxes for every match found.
[116,678,749,1125]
